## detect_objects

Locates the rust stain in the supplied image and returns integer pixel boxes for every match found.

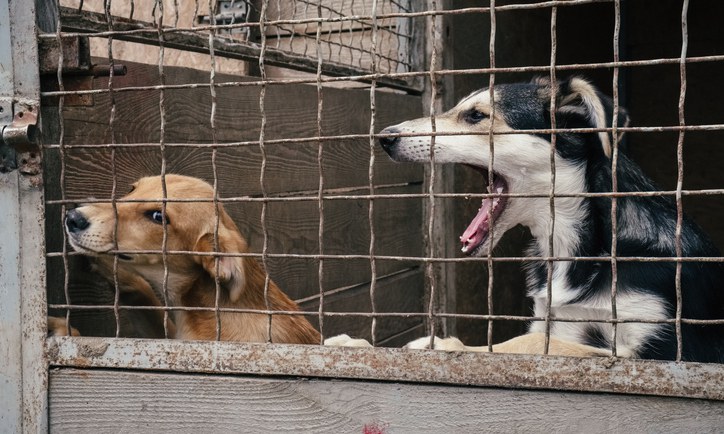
[46,337,724,400]
[77,341,110,358]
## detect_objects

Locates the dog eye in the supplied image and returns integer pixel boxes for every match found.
[463,109,488,124]
[145,210,169,225]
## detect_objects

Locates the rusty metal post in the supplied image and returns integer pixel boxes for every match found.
[0,0,47,432]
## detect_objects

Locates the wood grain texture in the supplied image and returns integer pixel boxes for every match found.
[53,61,422,198]
[300,267,425,344]
[49,369,724,433]
[44,60,424,339]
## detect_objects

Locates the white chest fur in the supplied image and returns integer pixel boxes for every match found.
[529,288,669,358]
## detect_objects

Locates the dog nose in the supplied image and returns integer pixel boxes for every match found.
[65,209,90,233]
[379,127,401,152]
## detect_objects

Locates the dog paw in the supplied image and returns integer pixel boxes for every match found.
[404,336,468,351]
[324,334,373,348]
[47,316,80,337]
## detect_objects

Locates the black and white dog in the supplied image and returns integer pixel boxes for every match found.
[370,77,723,362]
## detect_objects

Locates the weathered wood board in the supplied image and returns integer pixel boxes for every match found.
[48,369,724,433]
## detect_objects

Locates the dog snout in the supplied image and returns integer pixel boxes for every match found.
[379,127,401,153]
[65,208,90,233]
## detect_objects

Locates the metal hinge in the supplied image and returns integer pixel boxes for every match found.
[196,0,250,39]
[0,100,40,174]
[1,35,128,175]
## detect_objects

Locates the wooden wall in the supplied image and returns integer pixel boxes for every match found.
[43,60,426,345]
[447,0,724,345]
[49,369,724,432]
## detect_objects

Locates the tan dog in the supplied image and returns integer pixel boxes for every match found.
[61,174,320,344]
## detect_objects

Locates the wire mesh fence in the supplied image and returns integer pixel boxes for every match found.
[38,0,724,398]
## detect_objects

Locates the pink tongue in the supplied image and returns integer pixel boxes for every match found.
[460,198,493,251]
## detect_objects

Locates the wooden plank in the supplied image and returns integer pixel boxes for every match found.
[49,369,724,433]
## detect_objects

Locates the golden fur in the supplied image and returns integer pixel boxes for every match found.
[61,174,320,344]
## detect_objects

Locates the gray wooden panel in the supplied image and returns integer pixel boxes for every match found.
[49,369,724,433]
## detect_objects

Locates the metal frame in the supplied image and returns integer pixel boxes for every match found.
[0,0,47,432]
[2,2,719,430]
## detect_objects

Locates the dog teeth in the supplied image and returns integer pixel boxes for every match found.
[461,245,469,253]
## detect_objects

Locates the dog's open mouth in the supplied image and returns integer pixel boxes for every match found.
[460,168,508,255]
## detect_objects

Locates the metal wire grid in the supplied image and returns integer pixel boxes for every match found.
[63,0,413,75]
[265,0,412,74]
[42,0,724,365]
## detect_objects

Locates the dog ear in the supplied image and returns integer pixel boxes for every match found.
[555,77,630,158]
[194,217,248,303]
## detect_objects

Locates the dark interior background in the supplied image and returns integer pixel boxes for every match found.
[447,0,724,345]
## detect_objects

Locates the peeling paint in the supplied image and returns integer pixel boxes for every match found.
[47,336,724,401]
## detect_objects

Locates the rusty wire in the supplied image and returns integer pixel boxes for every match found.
[206,0,223,342]
[609,0,621,357]
[674,0,690,362]
[37,55,724,97]
[50,0,615,41]
[154,0,172,340]
[44,0,724,379]
[46,249,724,264]
[367,0,379,346]
[544,3,558,356]
[102,0,122,339]
[314,0,326,345]
[54,0,71,337]
[258,0,273,343]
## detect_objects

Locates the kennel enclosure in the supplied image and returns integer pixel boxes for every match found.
[2,0,724,432]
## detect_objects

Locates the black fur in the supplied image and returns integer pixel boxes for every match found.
[497,78,724,362]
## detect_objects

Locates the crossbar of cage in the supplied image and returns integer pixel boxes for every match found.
[36,124,724,154]
[43,303,724,326]
[46,249,724,265]
[486,0,498,352]
[543,1,559,355]
[39,188,724,211]
[36,53,724,96]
